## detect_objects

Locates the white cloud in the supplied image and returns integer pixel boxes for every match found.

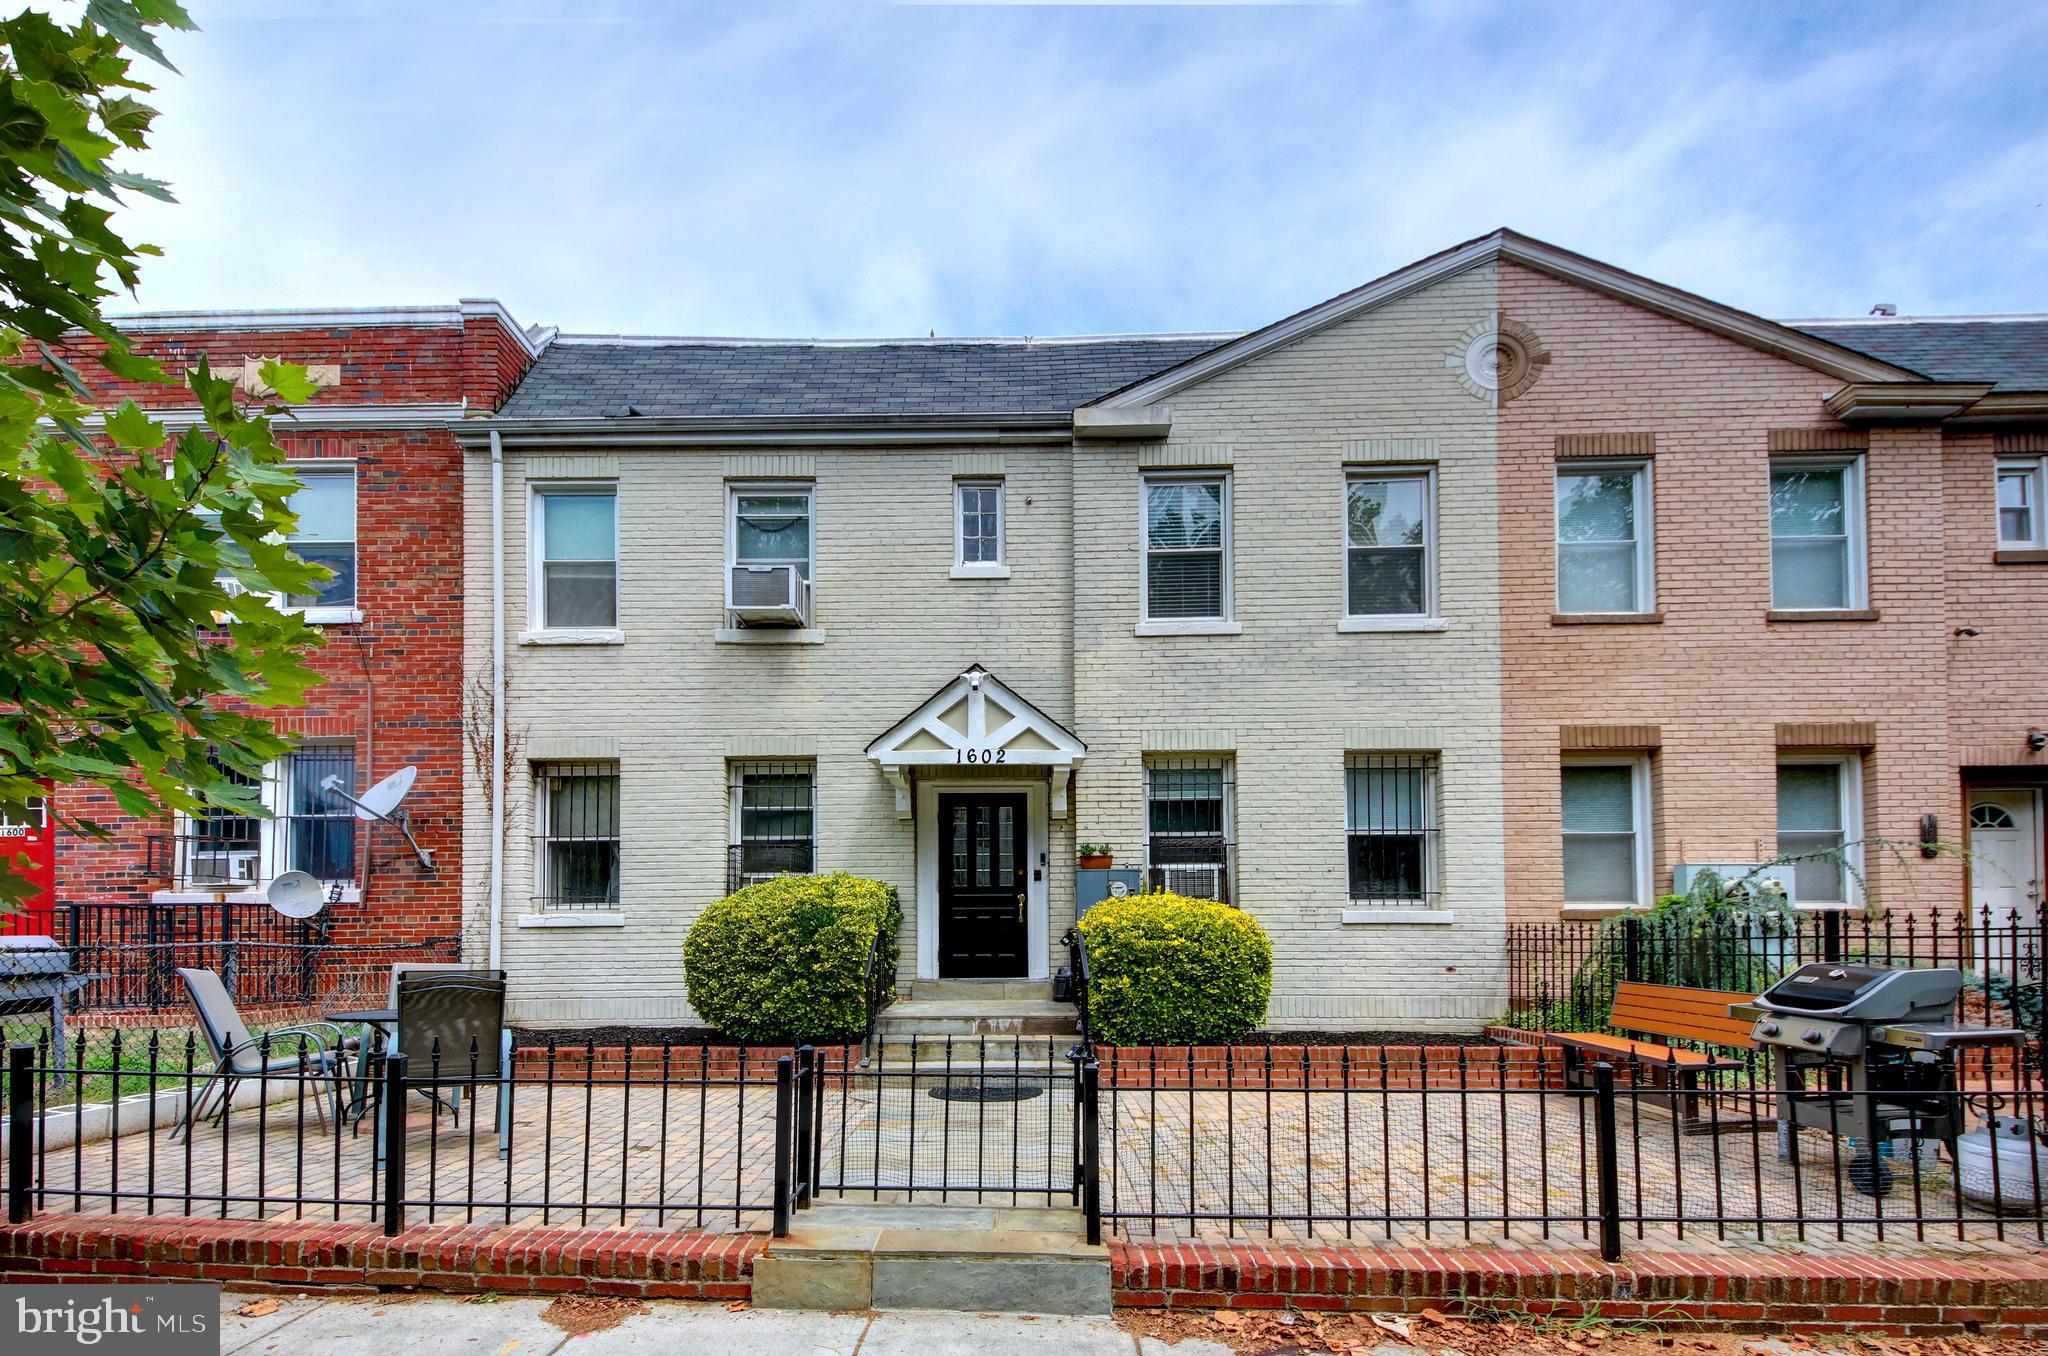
[107,0,2048,334]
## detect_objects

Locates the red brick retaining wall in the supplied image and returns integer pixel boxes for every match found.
[0,1216,758,1301]
[9,1216,2046,1335]
[1096,1043,1562,1089]
[1109,1240,2048,1338]
[508,1043,862,1081]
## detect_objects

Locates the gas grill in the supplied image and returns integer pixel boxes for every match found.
[1746,962,2025,1195]
[0,936,104,1075]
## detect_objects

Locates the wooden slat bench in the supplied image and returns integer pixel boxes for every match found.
[1550,981,1761,1130]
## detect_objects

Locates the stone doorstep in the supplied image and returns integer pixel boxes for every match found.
[910,979,1056,1002]
[752,1201,1111,1315]
[877,999,1081,1039]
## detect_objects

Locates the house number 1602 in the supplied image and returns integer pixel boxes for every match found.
[955,748,1007,764]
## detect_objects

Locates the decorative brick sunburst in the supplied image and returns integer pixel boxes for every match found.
[1445,313,1550,404]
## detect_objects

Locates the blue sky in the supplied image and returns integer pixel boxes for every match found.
[113,1,2048,338]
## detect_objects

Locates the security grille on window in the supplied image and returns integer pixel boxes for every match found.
[284,467,357,609]
[1142,476,1229,621]
[284,743,358,882]
[534,486,618,629]
[1770,459,1864,610]
[1777,757,1859,907]
[1346,474,1431,617]
[729,761,815,893]
[956,480,1004,568]
[183,757,264,887]
[534,762,620,910]
[1145,758,1235,902]
[1345,753,1438,907]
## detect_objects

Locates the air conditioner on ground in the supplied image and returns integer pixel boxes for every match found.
[1671,862,1797,906]
[727,564,810,627]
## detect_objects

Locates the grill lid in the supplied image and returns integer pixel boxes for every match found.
[1755,962,1963,1023]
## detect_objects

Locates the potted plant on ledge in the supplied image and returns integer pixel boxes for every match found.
[1078,841,1114,870]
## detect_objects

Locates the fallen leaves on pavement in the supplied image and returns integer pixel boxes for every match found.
[539,1296,649,1336]
[233,1298,280,1319]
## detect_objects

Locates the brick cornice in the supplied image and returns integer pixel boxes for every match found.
[1769,428,1868,453]
[1776,721,1877,748]
[1555,432,1654,458]
[1561,723,1661,750]
[1997,433,2048,454]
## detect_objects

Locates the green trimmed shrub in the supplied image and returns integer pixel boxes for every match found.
[1078,891,1272,1044]
[684,872,901,1042]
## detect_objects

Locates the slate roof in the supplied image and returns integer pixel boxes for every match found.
[496,336,1232,420]
[1792,318,2048,390]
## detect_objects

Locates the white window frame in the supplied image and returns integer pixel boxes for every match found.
[1342,468,1437,626]
[951,478,1010,578]
[1554,461,1655,616]
[204,459,361,625]
[1141,756,1236,902]
[1560,753,1653,910]
[1996,456,2046,549]
[171,740,359,892]
[1343,752,1442,911]
[528,482,621,639]
[531,760,622,912]
[1769,455,1867,611]
[1138,471,1236,634]
[1776,753,1863,909]
[727,759,819,888]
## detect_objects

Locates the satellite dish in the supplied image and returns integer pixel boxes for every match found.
[320,764,435,873]
[348,765,416,822]
[266,870,328,919]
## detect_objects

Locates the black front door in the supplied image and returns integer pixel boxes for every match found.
[938,792,1029,977]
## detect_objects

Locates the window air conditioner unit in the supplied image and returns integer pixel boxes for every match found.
[1155,863,1226,902]
[1671,862,1797,906]
[189,849,261,886]
[727,564,810,627]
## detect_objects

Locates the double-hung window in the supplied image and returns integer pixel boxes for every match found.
[284,466,357,611]
[1141,475,1230,624]
[1561,756,1650,907]
[1770,458,1865,610]
[1345,753,1439,907]
[1555,464,1652,614]
[283,742,357,883]
[732,489,813,580]
[533,762,620,910]
[176,743,356,889]
[954,480,1006,575]
[1144,758,1234,902]
[1776,756,1861,907]
[1345,472,1432,619]
[533,486,619,629]
[728,761,815,892]
[1998,457,2046,549]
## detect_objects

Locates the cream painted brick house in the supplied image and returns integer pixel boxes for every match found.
[459,230,2048,1030]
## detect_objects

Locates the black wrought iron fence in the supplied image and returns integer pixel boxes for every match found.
[1507,907,2045,1043]
[62,902,318,1010]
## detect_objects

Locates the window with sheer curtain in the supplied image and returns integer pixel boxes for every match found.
[1561,758,1647,905]
[1555,464,1650,614]
[1346,473,1431,617]
[1999,458,2045,548]
[534,486,618,629]
[1143,476,1229,621]
[1777,758,1859,906]
[1770,459,1863,610]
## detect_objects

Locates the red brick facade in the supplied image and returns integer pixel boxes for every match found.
[42,305,533,948]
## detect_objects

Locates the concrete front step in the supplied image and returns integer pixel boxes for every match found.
[910,978,1054,1002]
[752,1201,1109,1315]
[878,998,1078,1039]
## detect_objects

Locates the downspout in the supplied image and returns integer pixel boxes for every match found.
[488,430,506,971]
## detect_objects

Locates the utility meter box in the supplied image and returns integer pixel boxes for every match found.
[1076,868,1142,917]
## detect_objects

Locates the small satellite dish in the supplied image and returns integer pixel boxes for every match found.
[266,870,328,919]
[320,764,435,872]
[348,766,417,823]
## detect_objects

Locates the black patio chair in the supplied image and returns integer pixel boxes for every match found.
[373,971,512,1162]
[170,966,355,1140]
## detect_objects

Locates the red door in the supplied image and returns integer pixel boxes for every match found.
[1,784,56,937]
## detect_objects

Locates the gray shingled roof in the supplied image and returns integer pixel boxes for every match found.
[1793,318,2048,390]
[497,336,1229,420]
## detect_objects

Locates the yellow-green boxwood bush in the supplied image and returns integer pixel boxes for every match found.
[684,872,901,1043]
[1077,891,1272,1045]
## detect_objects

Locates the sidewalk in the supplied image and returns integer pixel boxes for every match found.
[218,1293,1227,1356]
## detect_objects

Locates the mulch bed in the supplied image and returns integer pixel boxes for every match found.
[1216,1029,1512,1048]
[512,1024,1510,1050]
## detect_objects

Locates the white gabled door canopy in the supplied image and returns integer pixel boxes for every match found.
[866,664,1087,819]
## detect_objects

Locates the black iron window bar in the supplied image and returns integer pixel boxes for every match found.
[728,760,816,895]
[1144,757,1235,904]
[1345,751,1440,908]
[158,746,359,889]
[533,761,621,911]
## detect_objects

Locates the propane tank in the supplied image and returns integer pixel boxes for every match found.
[1954,1115,2048,1209]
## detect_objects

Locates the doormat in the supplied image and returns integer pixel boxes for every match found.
[929,1078,1047,1103]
